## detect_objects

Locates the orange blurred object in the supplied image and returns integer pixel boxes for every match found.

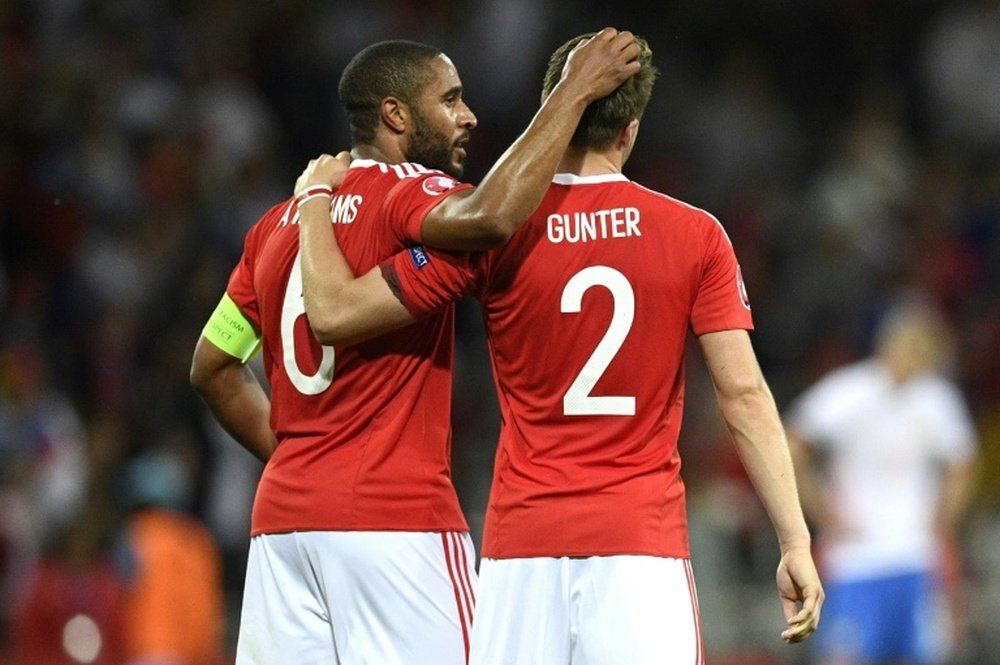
[121,509,226,665]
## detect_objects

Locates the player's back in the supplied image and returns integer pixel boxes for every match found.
[227,160,470,537]
[475,173,752,558]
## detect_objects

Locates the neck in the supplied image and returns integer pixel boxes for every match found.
[556,146,623,177]
[351,142,404,165]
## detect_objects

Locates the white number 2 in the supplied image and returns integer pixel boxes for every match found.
[281,252,335,395]
[560,266,635,416]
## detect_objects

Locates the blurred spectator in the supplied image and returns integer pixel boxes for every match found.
[681,45,805,207]
[0,1,998,661]
[806,88,914,272]
[0,339,89,633]
[4,491,125,665]
[920,0,1000,156]
[786,298,978,665]
[117,442,226,665]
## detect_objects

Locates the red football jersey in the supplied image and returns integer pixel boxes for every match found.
[383,172,754,558]
[226,159,473,536]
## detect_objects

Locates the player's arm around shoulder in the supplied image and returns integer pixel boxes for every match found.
[296,153,417,346]
[698,329,824,644]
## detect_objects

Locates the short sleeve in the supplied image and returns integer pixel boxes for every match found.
[224,202,291,332]
[785,364,869,449]
[381,247,485,319]
[786,375,843,447]
[690,212,754,335]
[931,381,978,463]
[382,172,475,244]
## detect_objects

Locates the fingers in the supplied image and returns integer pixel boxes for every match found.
[579,28,638,58]
[294,153,351,195]
[609,29,636,52]
[617,36,641,62]
[592,27,640,57]
[610,32,641,80]
[780,587,823,644]
[585,28,641,81]
[559,27,642,101]
[781,609,814,643]
[592,27,632,45]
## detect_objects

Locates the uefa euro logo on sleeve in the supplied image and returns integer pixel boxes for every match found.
[737,266,751,310]
[422,175,458,196]
[408,246,430,270]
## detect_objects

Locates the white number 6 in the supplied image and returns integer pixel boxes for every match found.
[281,253,335,395]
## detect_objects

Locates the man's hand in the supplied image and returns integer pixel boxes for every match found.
[294,151,353,197]
[776,547,824,644]
[558,27,642,104]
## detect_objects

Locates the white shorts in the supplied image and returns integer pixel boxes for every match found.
[469,555,702,665]
[236,531,476,665]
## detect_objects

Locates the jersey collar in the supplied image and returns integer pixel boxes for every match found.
[349,158,383,170]
[552,172,629,185]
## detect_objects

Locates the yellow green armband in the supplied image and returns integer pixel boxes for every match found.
[202,294,262,363]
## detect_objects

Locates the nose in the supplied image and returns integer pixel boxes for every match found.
[459,101,477,130]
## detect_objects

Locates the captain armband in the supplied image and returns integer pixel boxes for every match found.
[202,294,262,363]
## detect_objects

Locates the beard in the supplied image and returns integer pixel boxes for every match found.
[408,109,465,178]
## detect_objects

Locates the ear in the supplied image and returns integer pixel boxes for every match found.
[380,97,410,135]
[618,118,641,166]
[619,118,640,151]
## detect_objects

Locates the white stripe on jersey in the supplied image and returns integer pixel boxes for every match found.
[350,158,439,180]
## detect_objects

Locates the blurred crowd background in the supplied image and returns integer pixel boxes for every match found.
[1,1,998,663]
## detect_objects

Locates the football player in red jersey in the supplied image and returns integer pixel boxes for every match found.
[295,33,823,665]
[190,30,640,665]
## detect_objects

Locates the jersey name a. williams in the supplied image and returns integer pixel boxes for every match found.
[546,206,641,244]
[278,194,364,227]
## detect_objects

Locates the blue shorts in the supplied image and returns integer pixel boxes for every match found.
[813,570,942,665]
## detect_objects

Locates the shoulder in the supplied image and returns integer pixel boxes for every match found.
[243,198,296,248]
[632,182,736,247]
[351,159,462,186]
[787,360,876,437]
[349,160,470,203]
[256,198,296,228]
[908,373,970,410]
[629,182,721,221]
[797,360,884,412]
[817,359,884,392]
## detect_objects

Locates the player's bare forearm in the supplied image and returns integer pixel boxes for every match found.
[295,154,417,345]
[421,29,641,250]
[190,336,277,462]
[935,459,975,538]
[699,329,823,642]
[699,330,810,549]
[297,196,359,343]
[726,392,812,548]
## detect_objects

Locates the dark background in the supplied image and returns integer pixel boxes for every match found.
[1,1,998,662]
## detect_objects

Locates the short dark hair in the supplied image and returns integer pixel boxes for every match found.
[338,40,443,145]
[541,33,658,150]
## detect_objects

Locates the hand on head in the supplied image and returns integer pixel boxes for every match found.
[560,27,642,103]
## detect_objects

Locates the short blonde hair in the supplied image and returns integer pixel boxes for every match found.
[542,32,658,150]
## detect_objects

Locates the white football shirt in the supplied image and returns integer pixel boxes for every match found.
[788,359,976,580]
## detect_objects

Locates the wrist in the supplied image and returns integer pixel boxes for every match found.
[296,185,333,207]
[546,80,590,113]
[779,535,813,554]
